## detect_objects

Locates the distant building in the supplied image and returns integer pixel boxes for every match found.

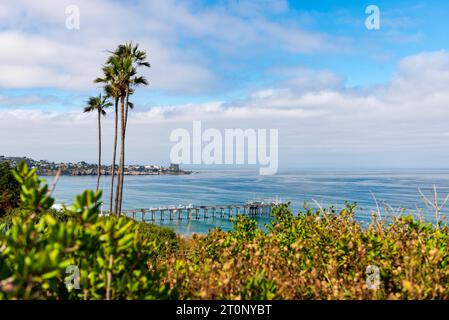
[169,163,180,172]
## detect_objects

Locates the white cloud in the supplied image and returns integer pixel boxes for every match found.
[2,51,449,168]
[0,94,56,106]
[389,50,449,98]
[0,0,346,93]
[0,31,107,90]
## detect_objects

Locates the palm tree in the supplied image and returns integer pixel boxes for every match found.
[95,62,135,214]
[106,42,149,216]
[112,43,150,131]
[83,94,111,191]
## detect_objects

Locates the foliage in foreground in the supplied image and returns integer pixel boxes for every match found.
[161,205,449,299]
[0,162,176,299]
[2,162,449,299]
[0,161,20,217]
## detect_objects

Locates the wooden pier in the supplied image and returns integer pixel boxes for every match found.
[122,201,279,223]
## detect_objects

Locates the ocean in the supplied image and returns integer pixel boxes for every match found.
[49,169,449,235]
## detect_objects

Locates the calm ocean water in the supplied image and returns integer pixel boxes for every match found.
[49,169,449,235]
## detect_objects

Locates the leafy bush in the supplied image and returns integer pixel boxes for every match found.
[11,162,54,213]
[0,161,20,217]
[160,204,449,299]
[241,272,277,300]
[0,162,176,299]
[137,222,179,257]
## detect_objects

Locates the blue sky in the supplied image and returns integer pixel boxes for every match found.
[1,0,449,168]
[3,0,449,107]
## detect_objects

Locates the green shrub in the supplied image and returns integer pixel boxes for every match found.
[0,162,176,300]
[0,161,20,217]
[137,222,179,257]
[11,161,54,213]
[161,204,449,299]
[241,272,277,300]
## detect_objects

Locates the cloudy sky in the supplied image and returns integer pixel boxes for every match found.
[1,0,449,169]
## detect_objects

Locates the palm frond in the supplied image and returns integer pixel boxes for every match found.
[84,94,111,115]
[83,106,94,113]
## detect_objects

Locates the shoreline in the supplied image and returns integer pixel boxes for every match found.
[38,171,194,176]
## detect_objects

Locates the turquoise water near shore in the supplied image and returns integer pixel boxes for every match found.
[49,169,449,235]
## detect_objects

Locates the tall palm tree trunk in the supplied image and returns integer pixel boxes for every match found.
[109,98,118,214]
[115,95,126,216]
[124,95,129,131]
[96,109,102,192]
[117,87,130,215]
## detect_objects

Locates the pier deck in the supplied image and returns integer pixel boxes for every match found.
[122,201,280,223]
